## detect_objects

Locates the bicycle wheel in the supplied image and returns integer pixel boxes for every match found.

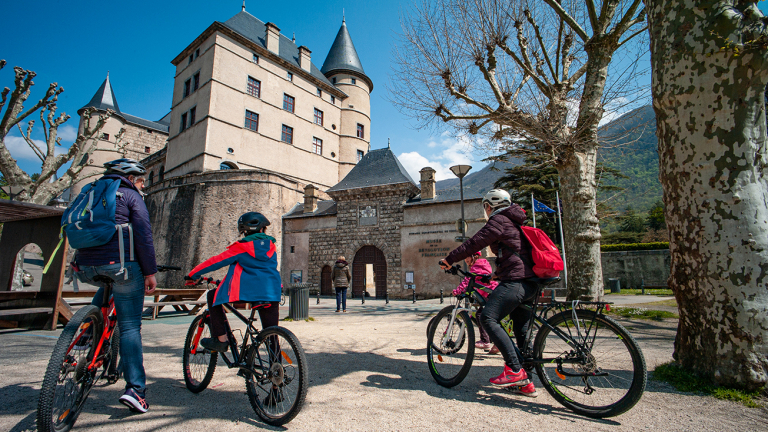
[245,326,308,426]
[37,305,103,432]
[426,306,475,388]
[280,293,286,306]
[533,309,646,418]
[182,313,217,393]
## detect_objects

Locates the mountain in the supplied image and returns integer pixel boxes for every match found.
[435,159,521,199]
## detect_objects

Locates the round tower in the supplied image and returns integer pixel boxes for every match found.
[321,18,373,181]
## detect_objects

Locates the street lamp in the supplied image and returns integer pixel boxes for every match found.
[450,164,472,243]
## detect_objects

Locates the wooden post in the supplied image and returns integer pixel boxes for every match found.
[49,239,70,330]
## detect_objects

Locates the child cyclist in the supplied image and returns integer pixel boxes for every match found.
[187,212,281,353]
[451,251,498,350]
[439,189,539,398]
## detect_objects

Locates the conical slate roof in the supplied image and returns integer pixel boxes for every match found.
[327,147,416,192]
[80,74,120,113]
[321,19,372,89]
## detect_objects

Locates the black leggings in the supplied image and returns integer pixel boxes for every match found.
[479,280,537,371]
[207,290,280,338]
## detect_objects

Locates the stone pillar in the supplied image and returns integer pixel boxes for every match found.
[266,22,281,55]
[304,184,318,213]
[299,46,312,72]
[419,167,436,200]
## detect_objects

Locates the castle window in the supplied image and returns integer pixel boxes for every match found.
[351,77,356,85]
[245,110,259,131]
[180,113,187,132]
[357,149,364,162]
[193,72,200,91]
[281,125,293,144]
[189,107,196,125]
[148,171,154,185]
[144,146,151,153]
[189,54,193,65]
[312,137,322,155]
[357,123,365,139]
[316,88,322,97]
[183,79,191,98]
[287,71,293,81]
[247,76,261,98]
[195,48,200,59]
[283,94,295,113]
[253,53,259,64]
[314,108,323,126]
[159,166,165,181]
[101,133,110,141]
[290,246,295,253]
[220,162,237,170]
[332,77,337,84]
[331,95,336,104]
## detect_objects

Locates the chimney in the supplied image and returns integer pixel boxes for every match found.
[265,22,280,55]
[419,167,436,200]
[303,184,319,213]
[298,46,312,72]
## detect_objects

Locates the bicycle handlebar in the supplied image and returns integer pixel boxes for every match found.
[183,275,220,286]
[439,261,492,283]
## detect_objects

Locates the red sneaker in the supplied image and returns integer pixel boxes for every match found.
[508,382,539,398]
[489,365,528,386]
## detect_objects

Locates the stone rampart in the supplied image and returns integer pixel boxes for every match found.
[600,249,671,289]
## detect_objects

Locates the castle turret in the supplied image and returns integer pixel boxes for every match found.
[321,18,372,180]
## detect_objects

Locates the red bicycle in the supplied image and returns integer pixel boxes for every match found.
[36,265,179,432]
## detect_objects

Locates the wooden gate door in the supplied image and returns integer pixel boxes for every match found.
[353,246,387,299]
[321,265,333,295]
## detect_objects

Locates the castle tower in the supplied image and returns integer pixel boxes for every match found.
[321,18,373,180]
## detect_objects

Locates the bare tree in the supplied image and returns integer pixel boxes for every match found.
[391,0,648,299]
[0,60,121,206]
[643,1,768,389]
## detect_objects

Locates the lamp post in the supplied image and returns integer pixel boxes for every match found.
[449,165,472,243]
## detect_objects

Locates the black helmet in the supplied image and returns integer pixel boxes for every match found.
[104,158,146,176]
[238,212,270,234]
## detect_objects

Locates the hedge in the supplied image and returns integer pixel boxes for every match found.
[601,242,669,252]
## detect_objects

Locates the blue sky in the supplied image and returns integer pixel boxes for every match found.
[1,1,766,182]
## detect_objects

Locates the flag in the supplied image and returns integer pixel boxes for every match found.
[533,198,555,213]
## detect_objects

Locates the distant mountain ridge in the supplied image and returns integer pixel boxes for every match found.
[435,159,521,199]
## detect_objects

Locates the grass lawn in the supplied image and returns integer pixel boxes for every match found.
[606,306,678,320]
[653,362,767,408]
[605,288,673,296]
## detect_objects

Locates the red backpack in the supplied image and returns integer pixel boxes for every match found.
[519,226,564,278]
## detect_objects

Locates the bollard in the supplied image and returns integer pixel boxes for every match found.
[385,293,389,304]
[362,291,365,305]
[412,290,416,304]
[440,289,444,304]
[316,291,320,305]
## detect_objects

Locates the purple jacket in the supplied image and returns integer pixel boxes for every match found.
[445,204,535,281]
[75,174,158,276]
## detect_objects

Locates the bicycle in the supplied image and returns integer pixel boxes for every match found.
[427,264,647,418]
[37,265,180,432]
[182,276,307,426]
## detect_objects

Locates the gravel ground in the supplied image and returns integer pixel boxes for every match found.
[1,298,766,432]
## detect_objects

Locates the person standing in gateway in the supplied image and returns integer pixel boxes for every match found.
[332,256,351,312]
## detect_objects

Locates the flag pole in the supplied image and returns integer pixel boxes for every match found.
[531,193,536,228]
[556,190,567,291]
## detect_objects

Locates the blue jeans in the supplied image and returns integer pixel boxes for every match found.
[76,261,147,392]
[335,287,347,311]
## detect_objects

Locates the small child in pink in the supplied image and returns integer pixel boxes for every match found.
[452,252,498,350]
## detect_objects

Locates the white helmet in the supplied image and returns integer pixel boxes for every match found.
[482,189,511,209]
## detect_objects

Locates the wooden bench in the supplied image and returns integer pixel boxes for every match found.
[537,289,556,304]
[143,288,207,320]
[640,279,669,295]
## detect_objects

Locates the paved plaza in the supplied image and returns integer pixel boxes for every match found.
[1,297,766,432]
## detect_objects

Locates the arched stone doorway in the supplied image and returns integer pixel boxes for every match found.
[352,245,386,299]
[320,265,333,295]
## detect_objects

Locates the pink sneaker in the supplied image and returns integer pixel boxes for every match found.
[489,365,528,386]
[475,341,492,350]
[488,345,500,355]
[508,382,538,398]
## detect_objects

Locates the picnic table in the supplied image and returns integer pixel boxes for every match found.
[144,288,207,320]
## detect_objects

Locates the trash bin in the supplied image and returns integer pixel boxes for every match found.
[289,283,310,320]
[608,278,621,294]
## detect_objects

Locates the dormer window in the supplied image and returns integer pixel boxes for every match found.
[253,54,259,64]
[287,71,293,81]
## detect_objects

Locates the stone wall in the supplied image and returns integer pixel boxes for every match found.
[600,249,670,289]
[144,169,305,288]
[122,123,167,162]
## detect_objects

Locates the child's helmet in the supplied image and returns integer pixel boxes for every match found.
[238,212,270,234]
[482,189,511,209]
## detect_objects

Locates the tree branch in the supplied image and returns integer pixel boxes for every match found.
[541,0,589,41]
[16,122,45,162]
[609,1,645,41]
[617,26,649,48]
[585,0,599,32]
[523,9,558,84]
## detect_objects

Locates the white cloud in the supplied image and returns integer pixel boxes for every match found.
[4,134,68,162]
[58,124,78,142]
[398,134,478,182]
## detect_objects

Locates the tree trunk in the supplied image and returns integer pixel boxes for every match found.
[645,0,768,389]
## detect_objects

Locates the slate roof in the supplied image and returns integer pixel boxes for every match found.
[223,11,336,88]
[283,200,338,219]
[320,19,372,89]
[79,75,169,133]
[327,148,416,193]
[405,187,484,206]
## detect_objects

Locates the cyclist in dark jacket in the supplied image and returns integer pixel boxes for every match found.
[440,189,539,398]
[74,158,157,413]
[332,256,351,312]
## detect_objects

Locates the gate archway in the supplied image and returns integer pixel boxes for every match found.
[352,245,386,299]
[320,265,333,295]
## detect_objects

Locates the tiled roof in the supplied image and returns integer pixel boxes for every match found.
[79,74,169,133]
[327,148,416,192]
[320,19,372,89]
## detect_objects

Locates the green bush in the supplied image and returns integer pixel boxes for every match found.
[601,232,644,245]
[601,242,669,252]
[653,362,764,408]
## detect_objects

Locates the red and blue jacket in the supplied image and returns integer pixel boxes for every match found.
[188,233,281,306]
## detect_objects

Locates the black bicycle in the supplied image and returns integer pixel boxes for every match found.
[182,277,307,426]
[427,264,646,419]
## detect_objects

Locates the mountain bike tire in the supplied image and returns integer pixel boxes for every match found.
[182,314,218,393]
[37,305,103,432]
[533,309,646,418]
[426,307,475,388]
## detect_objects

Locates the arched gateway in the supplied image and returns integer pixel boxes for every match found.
[352,245,386,299]
[320,265,333,295]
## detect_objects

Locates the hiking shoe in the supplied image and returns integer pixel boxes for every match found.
[475,341,492,350]
[488,345,500,355]
[200,337,229,352]
[335,310,340,313]
[119,388,149,413]
[263,387,283,407]
[508,382,539,398]
[490,365,529,386]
